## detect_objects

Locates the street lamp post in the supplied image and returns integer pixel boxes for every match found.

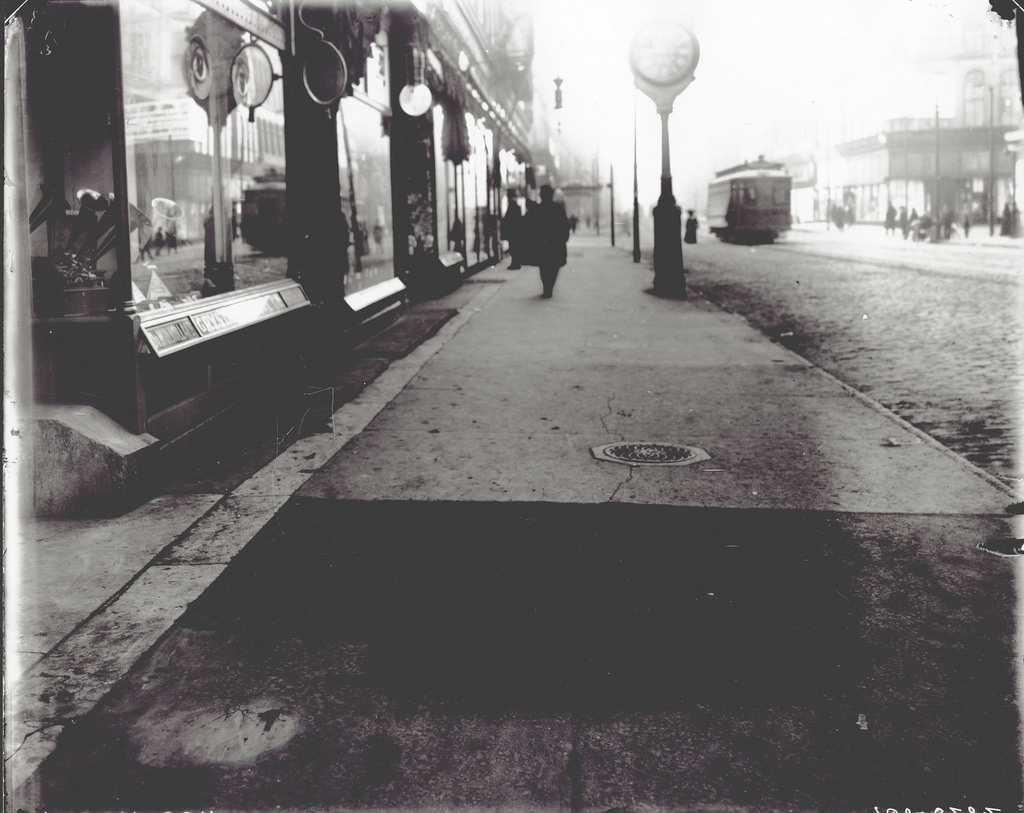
[632,90,641,263]
[629,22,699,298]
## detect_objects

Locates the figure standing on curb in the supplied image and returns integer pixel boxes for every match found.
[684,209,698,244]
[523,184,570,298]
[501,190,523,269]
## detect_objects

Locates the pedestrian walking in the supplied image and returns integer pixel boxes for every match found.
[501,190,523,269]
[204,206,217,267]
[164,221,178,253]
[899,206,909,240]
[449,217,464,253]
[831,203,845,231]
[941,207,954,241]
[962,210,971,239]
[522,184,570,298]
[884,202,897,235]
[138,225,156,261]
[684,209,698,244]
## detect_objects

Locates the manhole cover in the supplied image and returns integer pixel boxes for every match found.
[591,442,710,467]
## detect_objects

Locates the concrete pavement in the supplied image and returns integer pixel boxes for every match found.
[7,235,1023,811]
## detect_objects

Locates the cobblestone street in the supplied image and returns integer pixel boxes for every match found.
[680,227,1023,486]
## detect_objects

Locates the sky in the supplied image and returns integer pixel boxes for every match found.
[524,0,1017,211]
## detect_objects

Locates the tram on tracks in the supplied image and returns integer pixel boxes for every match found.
[707,157,792,244]
[240,171,287,255]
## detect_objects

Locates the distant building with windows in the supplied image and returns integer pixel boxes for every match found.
[769,10,1022,229]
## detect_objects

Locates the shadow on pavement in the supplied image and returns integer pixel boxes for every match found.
[38,500,1021,812]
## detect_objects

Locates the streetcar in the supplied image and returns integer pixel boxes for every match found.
[240,170,287,254]
[707,157,792,244]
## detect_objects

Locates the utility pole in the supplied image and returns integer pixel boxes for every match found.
[934,103,941,233]
[904,117,909,211]
[989,85,996,236]
[609,163,615,247]
[632,90,641,263]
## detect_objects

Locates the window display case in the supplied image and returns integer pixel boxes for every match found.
[25,1,125,318]
[122,0,309,355]
[22,0,312,437]
[338,44,399,301]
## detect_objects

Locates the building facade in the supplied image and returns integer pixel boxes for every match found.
[773,13,1022,229]
[4,0,534,514]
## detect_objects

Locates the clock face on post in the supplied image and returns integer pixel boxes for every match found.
[629,22,699,88]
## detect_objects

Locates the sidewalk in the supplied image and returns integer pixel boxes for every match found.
[8,235,1022,810]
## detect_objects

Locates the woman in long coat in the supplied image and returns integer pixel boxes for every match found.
[523,185,570,297]
[684,210,698,244]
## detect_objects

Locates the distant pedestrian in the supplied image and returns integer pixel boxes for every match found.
[569,214,578,234]
[962,210,971,239]
[204,206,217,267]
[684,209,698,244]
[899,206,909,240]
[165,221,178,253]
[884,202,897,235]
[449,217,464,252]
[941,207,954,240]
[501,190,523,269]
[914,212,933,242]
[152,226,165,256]
[831,203,845,231]
[522,184,570,298]
[1001,203,1012,236]
[138,226,155,261]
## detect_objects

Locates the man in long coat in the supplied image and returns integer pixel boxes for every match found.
[523,185,570,298]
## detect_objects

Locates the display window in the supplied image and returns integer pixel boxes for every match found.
[120,0,287,311]
[337,44,396,297]
[432,106,452,254]
[25,1,123,317]
[471,121,498,263]
[462,113,483,263]
[449,113,499,267]
[432,104,467,255]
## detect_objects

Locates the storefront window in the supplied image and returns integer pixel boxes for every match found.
[464,113,484,263]
[469,121,498,263]
[25,2,121,317]
[338,95,396,296]
[433,106,452,254]
[121,0,287,310]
